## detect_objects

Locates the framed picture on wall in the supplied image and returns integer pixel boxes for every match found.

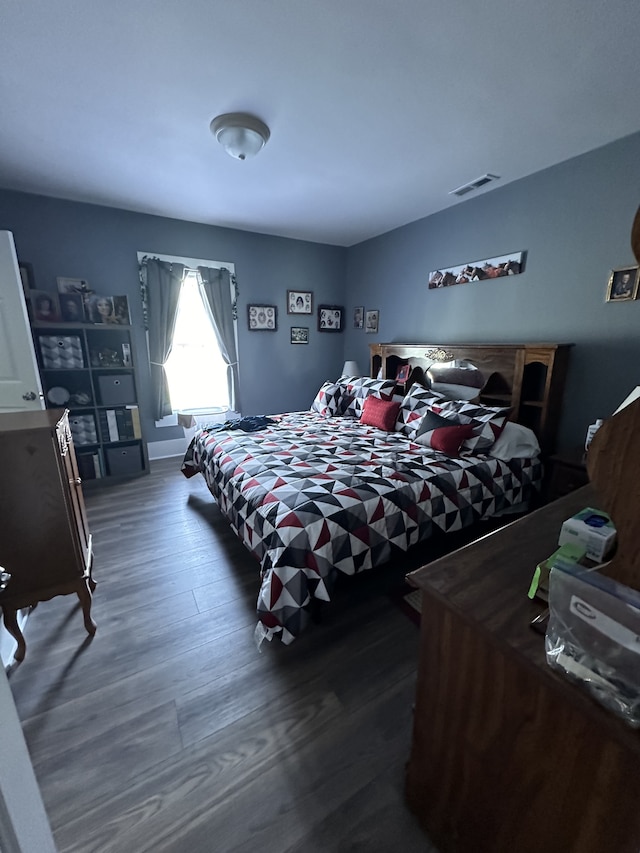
[287,290,313,314]
[291,326,309,344]
[365,309,379,333]
[247,304,277,330]
[606,265,639,302]
[318,304,343,332]
[353,306,364,328]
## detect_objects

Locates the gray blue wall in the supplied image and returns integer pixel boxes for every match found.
[344,131,640,449]
[2,129,639,452]
[0,191,346,443]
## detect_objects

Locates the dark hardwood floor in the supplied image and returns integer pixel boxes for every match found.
[8,457,439,853]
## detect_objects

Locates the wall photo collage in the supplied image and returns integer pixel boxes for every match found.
[247,290,380,343]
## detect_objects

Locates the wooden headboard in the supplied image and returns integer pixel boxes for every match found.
[369,342,572,456]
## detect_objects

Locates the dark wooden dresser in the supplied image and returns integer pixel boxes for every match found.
[405,486,640,853]
[0,409,95,663]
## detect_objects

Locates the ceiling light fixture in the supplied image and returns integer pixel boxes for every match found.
[210,112,270,161]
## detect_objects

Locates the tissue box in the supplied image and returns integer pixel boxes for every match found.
[558,507,616,562]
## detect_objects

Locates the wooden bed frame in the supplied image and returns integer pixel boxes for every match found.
[369,342,572,455]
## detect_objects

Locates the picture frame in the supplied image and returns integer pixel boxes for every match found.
[606,265,639,302]
[18,262,34,296]
[365,309,379,334]
[59,292,85,323]
[353,306,364,329]
[317,304,343,332]
[396,364,411,383]
[247,304,277,331]
[290,326,309,344]
[57,276,91,296]
[84,294,116,324]
[287,290,313,315]
[30,290,61,323]
[428,251,525,289]
[112,295,131,325]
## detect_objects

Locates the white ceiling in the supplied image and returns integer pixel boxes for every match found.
[1,0,640,247]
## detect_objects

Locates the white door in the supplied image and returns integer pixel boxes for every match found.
[0,230,44,413]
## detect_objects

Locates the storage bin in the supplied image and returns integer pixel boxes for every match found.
[69,414,97,446]
[105,443,143,476]
[97,373,136,405]
[38,335,85,369]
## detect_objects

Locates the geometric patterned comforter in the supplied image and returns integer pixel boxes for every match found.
[182,411,542,645]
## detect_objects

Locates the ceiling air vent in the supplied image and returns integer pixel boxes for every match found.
[449,174,500,197]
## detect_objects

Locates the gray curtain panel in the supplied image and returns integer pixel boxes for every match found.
[143,258,185,420]
[198,266,240,413]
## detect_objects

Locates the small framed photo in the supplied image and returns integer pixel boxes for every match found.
[57,277,91,295]
[396,364,411,383]
[59,292,85,323]
[85,294,116,324]
[112,295,131,325]
[287,290,313,314]
[606,266,639,302]
[318,304,343,332]
[365,309,379,333]
[248,304,277,330]
[18,262,34,296]
[291,326,309,344]
[353,306,364,329]
[31,290,61,323]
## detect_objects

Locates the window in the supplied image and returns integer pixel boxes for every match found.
[164,270,229,412]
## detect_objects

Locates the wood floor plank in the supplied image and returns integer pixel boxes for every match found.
[9,456,438,853]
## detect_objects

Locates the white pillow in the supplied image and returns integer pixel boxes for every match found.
[488,421,540,460]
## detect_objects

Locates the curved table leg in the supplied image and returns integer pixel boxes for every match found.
[2,606,26,662]
[76,578,97,636]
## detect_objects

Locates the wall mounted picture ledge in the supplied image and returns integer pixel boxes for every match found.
[606,265,639,302]
[428,251,525,289]
[247,304,277,330]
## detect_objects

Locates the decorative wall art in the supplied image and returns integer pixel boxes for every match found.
[353,306,364,329]
[318,305,343,332]
[287,290,313,314]
[606,266,639,302]
[365,309,379,334]
[290,326,309,344]
[428,251,525,289]
[247,304,277,330]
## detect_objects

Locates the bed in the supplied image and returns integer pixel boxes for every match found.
[182,342,569,644]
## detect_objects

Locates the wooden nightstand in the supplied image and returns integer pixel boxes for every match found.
[547,448,590,501]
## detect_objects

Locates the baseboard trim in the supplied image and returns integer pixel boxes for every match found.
[148,438,189,460]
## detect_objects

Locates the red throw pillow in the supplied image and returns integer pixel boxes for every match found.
[360,395,401,432]
[414,410,475,455]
